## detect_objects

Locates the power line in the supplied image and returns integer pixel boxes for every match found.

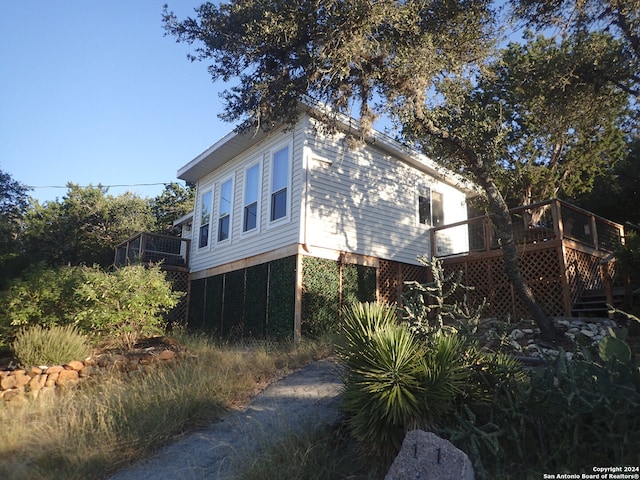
[26,182,175,190]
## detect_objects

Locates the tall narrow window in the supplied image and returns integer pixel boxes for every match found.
[218,178,233,242]
[199,190,212,248]
[270,145,289,221]
[243,163,260,232]
[418,188,444,227]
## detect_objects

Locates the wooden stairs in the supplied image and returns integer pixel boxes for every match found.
[571,287,626,317]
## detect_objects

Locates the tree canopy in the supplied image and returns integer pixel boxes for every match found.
[510,0,640,98]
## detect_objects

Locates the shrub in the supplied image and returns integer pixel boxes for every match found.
[0,264,85,346]
[74,264,183,350]
[402,256,485,338]
[13,324,92,367]
[0,264,183,350]
[338,302,481,462]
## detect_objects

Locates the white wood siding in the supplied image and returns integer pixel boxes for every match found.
[302,119,469,266]
[188,124,305,273]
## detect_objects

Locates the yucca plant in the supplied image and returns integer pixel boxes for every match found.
[339,302,479,462]
[341,322,427,460]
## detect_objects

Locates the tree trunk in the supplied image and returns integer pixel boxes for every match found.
[483,182,559,341]
[423,121,559,341]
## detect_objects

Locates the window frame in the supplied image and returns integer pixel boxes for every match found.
[268,141,292,225]
[418,186,444,227]
[217,175,234,243]
[198,189,213,249]
[242,160,262,235]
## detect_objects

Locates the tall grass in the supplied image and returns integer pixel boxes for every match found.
[234,424,381,480]
[0,333,333,480]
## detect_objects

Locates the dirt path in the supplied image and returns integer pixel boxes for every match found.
[107,357,344,480]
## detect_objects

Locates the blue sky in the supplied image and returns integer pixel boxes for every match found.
[1,1,231,204]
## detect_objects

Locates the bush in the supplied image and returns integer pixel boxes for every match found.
[13,324,92,367]
[0,264,85,346]
[338,302,483,462]
[74,264,183,350]
[0,264,183,350]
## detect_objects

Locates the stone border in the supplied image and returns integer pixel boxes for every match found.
[0,348,182,402]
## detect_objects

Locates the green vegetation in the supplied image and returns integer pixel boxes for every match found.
[0,264,182,351]
[332,262,640,479]
[12,324,92,368]
[0,334,333,480]
[235,423,379,480]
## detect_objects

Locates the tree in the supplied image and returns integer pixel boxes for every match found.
[0,169,30,284]
[163,0,564,339]
[151,182,195,234]
[576,138,640,226]
[431,33,629,224]
[22,184,157,267]
[510,0,640,98]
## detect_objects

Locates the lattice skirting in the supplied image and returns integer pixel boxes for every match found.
[379,246,574,321]
[163,269,189,327]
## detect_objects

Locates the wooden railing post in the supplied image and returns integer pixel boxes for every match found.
[552,199,563,240]
[590,215,599,250]
[484,216,492,252]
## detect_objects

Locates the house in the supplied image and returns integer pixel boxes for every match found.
[173,106,478,340]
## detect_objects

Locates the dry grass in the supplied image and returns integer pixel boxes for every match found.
[0,332,334,480]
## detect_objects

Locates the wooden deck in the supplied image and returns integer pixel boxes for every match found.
[429,199,625,319]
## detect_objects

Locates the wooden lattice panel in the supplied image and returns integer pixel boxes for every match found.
[564,247,605,303]
[520,248,564,317]
[377,260,398,304]
[442,245,564,320]
[401,263,430,286]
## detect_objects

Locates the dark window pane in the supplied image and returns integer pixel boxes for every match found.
[244,202,257,231]
[419,195,430,225]
[271,189,287,221]
[218,215,230,241]
[199,224,209,248]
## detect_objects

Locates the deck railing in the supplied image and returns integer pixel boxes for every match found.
[114,232,190,269]
[431,199,625,258]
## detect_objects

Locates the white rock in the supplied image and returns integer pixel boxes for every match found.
[385,430,475,480]
[509,329,525,340]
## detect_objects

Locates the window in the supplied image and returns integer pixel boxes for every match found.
[270,145,289,222]
[418,188,444,227]
[243,162,260,232]
[218,178,233,242]
[199,190,212,248]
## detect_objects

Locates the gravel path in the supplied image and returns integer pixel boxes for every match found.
[107,357,344,480]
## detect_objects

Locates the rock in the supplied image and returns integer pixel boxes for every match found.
[28,367,43,377]
[45,365,64,374]
[509,329,525,340]
[28,374,46,391]
[158,350,176,361]
[57,369,79,386]
[65,360,84,372]
[509,340,522,351]
[139,353,155,365]
[45,373,59,387]
[14,372,31,388]
[2,389,22,402]
[1,375,17,390]
[581,329,596,338]
[385,430,475,480]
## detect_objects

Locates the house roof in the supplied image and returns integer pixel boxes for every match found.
[177,128,271,184]
[177,107,479,196]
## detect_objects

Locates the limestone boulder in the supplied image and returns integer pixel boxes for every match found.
[385,430,475,480]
